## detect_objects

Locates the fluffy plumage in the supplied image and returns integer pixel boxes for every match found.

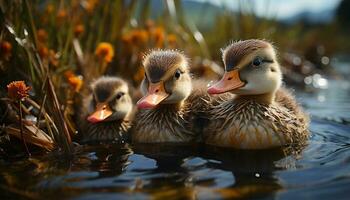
[205,88,309,148]
[84,120,131,143]
[79,76,134,144]
[143,50,188,83]
[132,50,216,143]
[222,39,270,71]
[206,39,309,149]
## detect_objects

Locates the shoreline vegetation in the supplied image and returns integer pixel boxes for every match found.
[0,0,348,157]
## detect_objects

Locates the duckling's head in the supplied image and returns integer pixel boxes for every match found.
[208,39,282,98]
[137,50,192,109]
[87,77,133,124]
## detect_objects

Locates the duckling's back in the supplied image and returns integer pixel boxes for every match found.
[204,87,309,149]
[187,79,234,140]
[275,87,309,143]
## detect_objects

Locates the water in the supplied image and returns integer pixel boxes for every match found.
[1,78,350,199]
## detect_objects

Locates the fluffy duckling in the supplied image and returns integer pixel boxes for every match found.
[206,39,309,149]
[80,76,133,144]
[132,50,208,143]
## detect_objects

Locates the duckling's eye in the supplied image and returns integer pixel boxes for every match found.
[174,69,181,80]
[252,57,262,67]
[116,92,125,100]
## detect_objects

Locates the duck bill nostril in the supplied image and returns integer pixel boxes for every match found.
[87,102,113,123]
[137,82,169,109]
[208,69,245,94]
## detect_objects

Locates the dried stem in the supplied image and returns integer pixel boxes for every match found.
[19,100,31,156]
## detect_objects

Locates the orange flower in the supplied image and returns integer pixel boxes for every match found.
[49,50,59,67]
[64,70,75,79]
[131,30,149,45]
[67,76,83,92]
[152,27,165,48]
[167,34,177,46]
[7,81,31,101]
[56,9,67,23]
[65,70,83,92]
[84,0,98,13]
[133,67,145,83]
[37,29,48,43]
[95,42,114,63]
[74,24,85,37]
[0,41,12,59]
[122,34,132,44]
[46,4,55,14]
[145,20,155,31]
[38,45,49,59]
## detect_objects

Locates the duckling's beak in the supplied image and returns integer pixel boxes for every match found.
[137,82,169,109]
[208,69,245,94]
[87,103,113,123]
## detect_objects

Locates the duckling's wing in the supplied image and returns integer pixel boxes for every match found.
[275,87,310,143]
[275,88,303,115]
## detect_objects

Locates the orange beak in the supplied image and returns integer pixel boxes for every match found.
[137,82,169,109]
[87,103,113,123]
[208,69,245,94]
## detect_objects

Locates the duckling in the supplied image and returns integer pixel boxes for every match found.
[132,50,210,143]
[206,39,309,149]
[80,76,133,144]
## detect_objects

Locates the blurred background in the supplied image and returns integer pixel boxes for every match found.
[0,0,349,152]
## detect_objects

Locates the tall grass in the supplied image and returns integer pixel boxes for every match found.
[0,0,213,155]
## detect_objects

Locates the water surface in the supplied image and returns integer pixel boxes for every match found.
[1,78,350,199]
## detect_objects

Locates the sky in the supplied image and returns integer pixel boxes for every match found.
[193,0,342,19]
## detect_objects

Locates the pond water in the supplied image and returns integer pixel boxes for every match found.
[1,69,350,199]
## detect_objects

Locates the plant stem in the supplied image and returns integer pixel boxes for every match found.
[47,77,72,154]
[19,100,30,156]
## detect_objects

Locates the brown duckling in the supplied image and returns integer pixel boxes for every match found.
[206,39,309,149]
[132,50,209,143]
[80,76,133,144]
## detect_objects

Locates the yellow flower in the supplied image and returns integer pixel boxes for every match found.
[7,81,31,101]
[95,42,114,63]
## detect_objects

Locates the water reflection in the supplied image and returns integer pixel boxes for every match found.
[199,146,295,199]
[0,78,350,199]
[73,144,132,177]
[131,144,301,199]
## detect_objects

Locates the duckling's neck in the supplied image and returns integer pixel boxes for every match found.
[235,92,276,105]
[160,100,185,110]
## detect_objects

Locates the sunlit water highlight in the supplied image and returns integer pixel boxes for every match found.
[1,77,349,199]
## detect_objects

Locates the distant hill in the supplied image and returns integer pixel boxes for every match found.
[148,0,222,29]
[281,9,336,24]
[147,0,337,28]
